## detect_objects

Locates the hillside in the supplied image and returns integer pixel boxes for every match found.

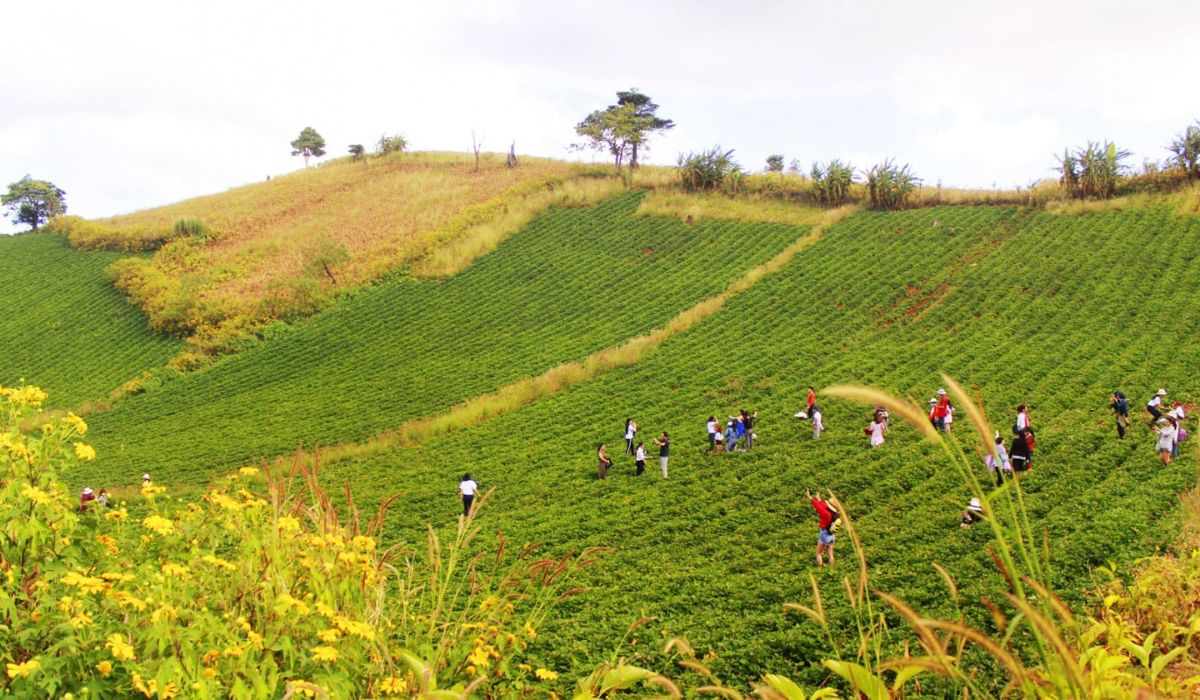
[78,192,813,482]
[0,234,181,407]
[287,204,1200,689]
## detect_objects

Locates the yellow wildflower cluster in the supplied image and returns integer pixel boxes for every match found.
[6,658,40,679]
[277,515,302,534]
[202,554,236,571]
[104,507,129,522]
[1,385,48,406]
[161,562,189,578]
[274,592,311,616]
[332,615,376,641]
[21,485,51,506]
[73,442,96,461]
[141,483,167,500]
[96,533,119,554]
[311,645,339,663]
[62,571,107,595]
[63,412,88,435]
[142,515,175,536]
[379,676,409,695]
[106,634,136,661]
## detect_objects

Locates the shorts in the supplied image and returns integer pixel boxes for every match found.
[818,529,836,546]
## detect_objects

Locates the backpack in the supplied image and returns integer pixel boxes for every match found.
[1115,397,1129,414]
[827,506,842,533]
[1180,428,1190,443]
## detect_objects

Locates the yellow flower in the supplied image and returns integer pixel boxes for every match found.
[333,615,376,640]
[108,590,148,611]
[221,644,244,658]
[6,658,40,679]
[247,630,264,648]
[107,633,136,661]
[317,628,341,643]
[201,649,220,666]
[238,466,259,476]
[64,412,88,435]
[104,507,129,522]
[310,645,339,664]
[142,515,175,536]
[5,385,48,406]
[30,610,43,622]
[96,533,119,554]
[352,535,375,551]
[535,668,559,681]
[133,672,157,698]
[21,485,51,506]
[210,492,243,512]
[274,592,310,616]
[62,571,107,595]
[97,660,113,676]
[203,668,217,679]
[202,554,236,571]
[379,676,409,695]
[161,562,189,578]
[58,595,80,613]
[141,483,166,499]
[69,612,93,629]
[160,681,179,699]
[73,442,96,461]
[151,605,178,624]
[468,645,494,668]
[277,516,301,534]
[524,621,538,640]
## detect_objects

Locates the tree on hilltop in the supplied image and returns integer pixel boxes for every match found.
[573,89,674,170]
[2,176,67,231]
[765,154,784,173]
[290,127,326,167]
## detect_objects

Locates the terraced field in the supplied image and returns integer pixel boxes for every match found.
[80,193,809,482]
[0,234,181,407]
[301,205,1200,689]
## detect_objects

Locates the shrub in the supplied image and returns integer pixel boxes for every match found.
[376,133,408,157]
[810,159,856,207]
[172,217,211,243]
[1168,121,1200,180]
[0,385,593,698]
[348,144,366,161]
[765,154,784,173]
[863,159,917,210]
[677,146,742,193]
[1056,141,1130,199]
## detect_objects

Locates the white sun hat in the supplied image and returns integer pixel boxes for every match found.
[82,487,94,495]
[936,388,947,395]
[967,498,983,513]
[1158,388,1167,396]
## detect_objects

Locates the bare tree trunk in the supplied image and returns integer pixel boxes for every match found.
[471,130,484,172]
[322,263,337,285]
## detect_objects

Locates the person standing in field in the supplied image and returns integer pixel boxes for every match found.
[1155,417,1178,465]
[807,490,840,567]
[806,386,817,417]
[1010,430,1032,473]
[932,389,950,432]
[724,419,738,453]
[634,441,647,475]
[1014,404,1030,436]
[811,405,824,440]
[597,443,613,479]
[713,422,725,453]
[742,409,758,450]
[983,434,1011,487]
[79,487,96,513]
[944,403,954,433]
[624,419,637,456]
[1170,402,1187,458]
[1147,389,1167,426]
[654,432,671,478]
[1111,391,1130,440]
[866,413,886,448]
[459,474,478,517]
[96,488,110,508]
[706,415,718,454]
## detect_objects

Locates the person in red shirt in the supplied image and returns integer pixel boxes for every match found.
[805,386,817,416]
[807,490,839,567]
[932,388,950,432]
[79,487,96,513]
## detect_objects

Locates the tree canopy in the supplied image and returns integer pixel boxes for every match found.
[574,89,674,170]
[2,176,66,231]
[290,127,326,167]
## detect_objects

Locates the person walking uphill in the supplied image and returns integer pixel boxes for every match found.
[654,432,671,478]
[597,443,613,479]
[807,490,840,567]
[459,474,478,517]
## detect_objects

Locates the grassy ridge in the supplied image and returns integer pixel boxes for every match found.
[0,234,180,407]
[79,192,811,482]
[302,205,1200,688]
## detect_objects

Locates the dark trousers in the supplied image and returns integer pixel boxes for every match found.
[462,494,474,517]
[625,438,634,455]
[635,459,645,475]
[1148,406,1162,424]
[1116,414,1128,439]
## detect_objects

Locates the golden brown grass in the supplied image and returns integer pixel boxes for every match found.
[635,190,831,227]
[1046,181,1200,217]
[290,206,856,469]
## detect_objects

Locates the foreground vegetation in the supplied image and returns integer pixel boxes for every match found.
[0,234,180,408]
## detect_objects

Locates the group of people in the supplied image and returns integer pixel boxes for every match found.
[706,410,759,454]
[598,420,672,479]
[78,473,152,513]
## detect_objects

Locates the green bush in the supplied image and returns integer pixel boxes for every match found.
[810,159,856,207]
[677,146,742,193]
[863,159,917,210]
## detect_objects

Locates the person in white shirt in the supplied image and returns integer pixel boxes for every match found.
[983,434,1012,487]
[1147,389,1167,426]
[1170,402,1186,457]
[706,416,718,454]
[1155,418,1178,465]
[624,419,637,456]
[634,442,647,475]
[867,415,886,448]
[1014,405,1029,436]
[811,406,824,440]
[459,474,478,517]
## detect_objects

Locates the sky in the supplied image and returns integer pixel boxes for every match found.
[2,0,1197,233]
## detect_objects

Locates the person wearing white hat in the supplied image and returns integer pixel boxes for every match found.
[1147,389,1167,426]
[931,389,950,432]
[79,486,96,513]
[961,497,984,528]
[1154,416,1178,465]
[142,473,151,484]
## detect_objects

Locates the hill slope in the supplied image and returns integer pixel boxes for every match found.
[80,192,812,481]
[0,234,181,407]
[298,204,1200,688]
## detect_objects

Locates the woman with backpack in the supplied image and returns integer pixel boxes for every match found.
[1111,391,1130,439]
[807,490,840,567]
[1010,429,1033,473]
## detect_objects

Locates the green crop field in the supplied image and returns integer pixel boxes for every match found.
[290,204,1200,691]
[0,233,181,407]
[78,193,807,483]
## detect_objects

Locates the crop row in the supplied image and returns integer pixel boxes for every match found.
[80,192,807,482]
[306,204,1200,690]
[0,234,181,408]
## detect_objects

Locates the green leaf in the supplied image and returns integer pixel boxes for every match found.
[822,660,888,700]
[890,665,926,692]
[1151,646,1185,679]
[762,674,808,700]
[599,665,657,694]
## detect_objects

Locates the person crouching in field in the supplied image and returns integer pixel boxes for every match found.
[597,443,613,479]
[807,490,840,567]
[459,474,478,517]
[961,497,984,527]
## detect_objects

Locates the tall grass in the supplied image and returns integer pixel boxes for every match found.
[634,189,831,227]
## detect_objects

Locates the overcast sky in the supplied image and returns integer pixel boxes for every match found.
[2,0,1197,233]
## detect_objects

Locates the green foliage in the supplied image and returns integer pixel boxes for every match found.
[2,175,66,231]
[0,235,180,407]
[863,159,917,210]
[0,388,590,698]
[1168,121,1200,180]
[810,159,856,207]
[172,217,211,243]
[375,133,407,157]
[348,144,366,161]
[765,154,785,173]
[300,236,350,285]
[79,192,802,482]
[677,146,742,192]
[290,126,326,166]
[1057,141,1131,199]
[574,90,674,170]
[286,205,1199,691]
